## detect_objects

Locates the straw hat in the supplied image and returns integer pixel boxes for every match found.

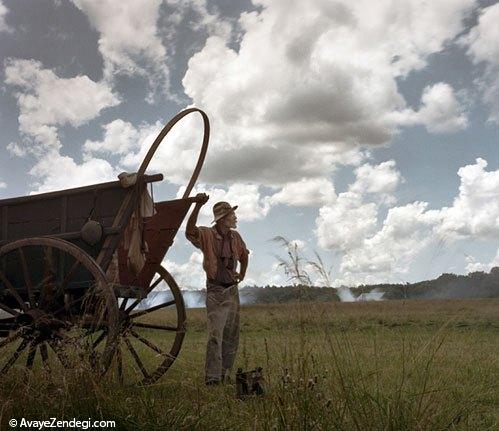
[212,201,238,223]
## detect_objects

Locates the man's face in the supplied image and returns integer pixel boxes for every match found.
[221,211,237,229]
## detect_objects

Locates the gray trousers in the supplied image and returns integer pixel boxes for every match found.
[205,282,240,382]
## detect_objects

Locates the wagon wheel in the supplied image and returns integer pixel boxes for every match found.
[102,265,186,385]
[0,238,118,377]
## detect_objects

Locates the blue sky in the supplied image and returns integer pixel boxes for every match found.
[1,0,499,289]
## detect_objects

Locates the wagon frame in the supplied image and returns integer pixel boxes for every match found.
[0,108,209,384]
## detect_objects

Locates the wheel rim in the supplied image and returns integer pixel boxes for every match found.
[0,238,118,377]
[105,265,186,385]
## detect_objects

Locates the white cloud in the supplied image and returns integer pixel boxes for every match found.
[0,180,6,189]
[268,177,335,206]
[315,160,402,252]
[315,191,378,252]
[416,83,469,133]
[162,252,205,290]
[181,0,474,185]
[3,59,122,193]
[162,0,232,40]
[390,83,469,133]
[28,151,118,194]
[0,0,11,33]
[336,202,440,286]
[463,3,499,122]
[6,142,27,157]
[71,0,232,101]
[465,248,499,273]
[84,119,141,155]
[4,58,120,153]
[71,0,169,98]
[438,158,499,240]
[317,157,499,286]
[350,160,402,197]
[243,262,286,287]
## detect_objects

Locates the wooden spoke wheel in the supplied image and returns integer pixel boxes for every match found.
[103,265,186,385]
[0,238,118,377]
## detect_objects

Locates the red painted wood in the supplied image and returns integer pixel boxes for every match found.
[118,198,193,291]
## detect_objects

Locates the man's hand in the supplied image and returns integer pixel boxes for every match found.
[234,272,244,283]
[194,192,209,206]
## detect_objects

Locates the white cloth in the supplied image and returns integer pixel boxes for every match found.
[117,172,156,275]
[118,172,156,217]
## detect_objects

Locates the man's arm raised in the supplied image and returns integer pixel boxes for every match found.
[186,193,209,245]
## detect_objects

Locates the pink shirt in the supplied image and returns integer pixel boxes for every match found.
[186,226,249,280]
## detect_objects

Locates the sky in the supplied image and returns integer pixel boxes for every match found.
[1,0,499,289]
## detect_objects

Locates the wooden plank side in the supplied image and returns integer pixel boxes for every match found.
[7,198,61,240]
[117,198,193,289]
[0,174,162,207]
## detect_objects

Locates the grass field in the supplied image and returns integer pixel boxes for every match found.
[1,298,498,430]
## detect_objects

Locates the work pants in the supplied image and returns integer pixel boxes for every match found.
[205,281,240,382]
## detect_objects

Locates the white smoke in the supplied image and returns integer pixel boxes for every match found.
[336,286,384,302]
[336,287,356,302]
[356,288,385,302]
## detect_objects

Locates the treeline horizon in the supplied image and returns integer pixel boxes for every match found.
[179,267,499,303]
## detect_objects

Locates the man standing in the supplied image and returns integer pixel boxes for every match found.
[186,193,249,385]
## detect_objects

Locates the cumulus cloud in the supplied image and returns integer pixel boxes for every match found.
[391,83,469,133]
[315,191,378,252]
[4,58,120,153]
[463,3,499,122]
[0,180,7,189]
[315,160,402,252]
[0,0,12,33]
[28,151,118,194]
[349,160,402,199]
[3,58,122,193]
[317,157,499,286]
[268,177,335,206]
[71,0,230,101]
[83,119,163,160]
[438,158,499,240]
[336,202,440,286]
[162,251,206,290]
[416,83,469,133]
[71,0,169,98]
[243,262,287,287]
[180,0,474,185]
[465,248,499,273]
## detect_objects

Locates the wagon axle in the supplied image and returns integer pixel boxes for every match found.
[16,309,69,336]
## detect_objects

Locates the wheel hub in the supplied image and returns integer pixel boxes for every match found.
[16,309,68,340]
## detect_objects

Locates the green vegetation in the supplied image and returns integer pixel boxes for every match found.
[1,299,498,430]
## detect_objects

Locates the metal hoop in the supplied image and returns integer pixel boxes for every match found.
[137,108,210,199]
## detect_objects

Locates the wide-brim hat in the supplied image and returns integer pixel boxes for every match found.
[212,201,238,223]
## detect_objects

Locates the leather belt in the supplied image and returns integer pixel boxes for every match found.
[207,279,237,288]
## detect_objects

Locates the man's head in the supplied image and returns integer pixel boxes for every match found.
[212,201,238,229]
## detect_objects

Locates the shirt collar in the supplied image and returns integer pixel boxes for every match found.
[211,226,233,240]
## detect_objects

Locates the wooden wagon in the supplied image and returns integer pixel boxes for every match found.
[0,108,209,385]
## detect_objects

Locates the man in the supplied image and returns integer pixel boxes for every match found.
[186,193,249,385]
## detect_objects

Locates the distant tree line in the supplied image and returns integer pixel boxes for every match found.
[176,268,499,306]
[232,267,499,304]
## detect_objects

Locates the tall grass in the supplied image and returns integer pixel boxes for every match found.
[1,299,498,430]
